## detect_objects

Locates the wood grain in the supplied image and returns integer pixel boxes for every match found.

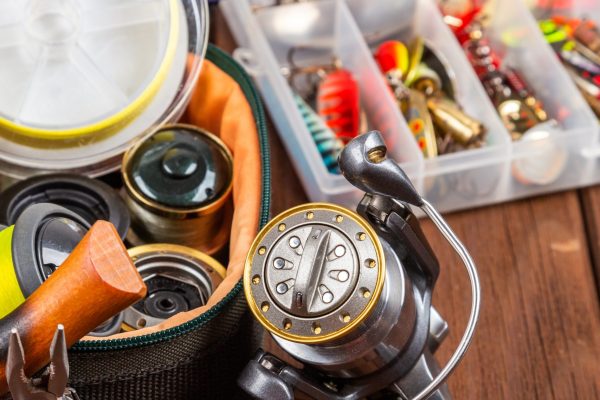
[426,192,600,399]
[0,221,146,394]
[578,187,600,293]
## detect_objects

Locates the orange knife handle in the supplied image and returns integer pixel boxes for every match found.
[0,221,146,394]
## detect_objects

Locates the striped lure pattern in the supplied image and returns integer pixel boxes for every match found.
[294,93,344,174]
[316,69,361,143]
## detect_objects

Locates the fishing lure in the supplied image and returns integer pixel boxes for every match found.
[374,40,409,76]
[375,41,437,157]
[458,18,548,139]
[294,93,344,174]
[541,19,600,74]
[540,18,600,117]
[573,21,600,65]
[375,39,484,156]
[316,69,361,143]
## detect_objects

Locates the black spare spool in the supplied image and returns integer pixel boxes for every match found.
[0,173,130,240]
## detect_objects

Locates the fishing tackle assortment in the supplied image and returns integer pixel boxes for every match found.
[239,131,481,400]
[0,130,233,339]
[375,38,486,157]
[0,0,278,398]
[6,0,600,398]
[539,17,600,117]
[443,6,551,141]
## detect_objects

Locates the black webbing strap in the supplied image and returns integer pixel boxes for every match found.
[69,292,260,399]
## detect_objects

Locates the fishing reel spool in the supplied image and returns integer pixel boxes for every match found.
[123,244,226,331]
[0,0,208,179]
[240,131,481,400]
[122,124,234,255]
[0,173,130,240]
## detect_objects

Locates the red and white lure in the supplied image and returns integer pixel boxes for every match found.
[316,69,361,143]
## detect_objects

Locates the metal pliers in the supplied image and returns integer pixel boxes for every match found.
[6,325,79,400]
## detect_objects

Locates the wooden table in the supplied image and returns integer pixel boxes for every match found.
[212,9,600,399]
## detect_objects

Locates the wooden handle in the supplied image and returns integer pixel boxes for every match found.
[0,221,146,394]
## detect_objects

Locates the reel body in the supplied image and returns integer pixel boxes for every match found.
[242,200,449,399]
[240,131,481,400]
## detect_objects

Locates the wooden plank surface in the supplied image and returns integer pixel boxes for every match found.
[211,7,600,399]
[426,192,600,399]
[579,188,600,292]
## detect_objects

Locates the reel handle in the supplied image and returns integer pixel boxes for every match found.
[0,221,147,394]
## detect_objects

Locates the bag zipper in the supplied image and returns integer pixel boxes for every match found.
[73,44,271,351]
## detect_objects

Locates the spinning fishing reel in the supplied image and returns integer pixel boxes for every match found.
[239,131,481,399]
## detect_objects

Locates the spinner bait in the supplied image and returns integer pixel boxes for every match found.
[541,18,600,117]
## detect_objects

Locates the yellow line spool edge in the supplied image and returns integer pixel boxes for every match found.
[0,0,180,140]
[0,226,26,319]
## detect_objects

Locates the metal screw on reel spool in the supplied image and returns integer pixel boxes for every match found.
[239,131,481,400]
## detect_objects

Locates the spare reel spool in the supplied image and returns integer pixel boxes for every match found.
[122,124,234,255]
[0,0,209,178]
[123,244,226,331]
[0,173,130,240]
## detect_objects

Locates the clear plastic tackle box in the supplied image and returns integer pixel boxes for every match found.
[221,0,600,213]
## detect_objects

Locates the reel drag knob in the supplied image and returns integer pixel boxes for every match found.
[245,203,385,344]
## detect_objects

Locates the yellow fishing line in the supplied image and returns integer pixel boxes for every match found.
[0,226,25,319]
[0,0,180,140]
